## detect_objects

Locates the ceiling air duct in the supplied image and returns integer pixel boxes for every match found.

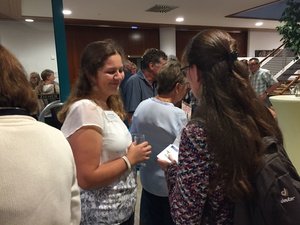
[146,4,178,13]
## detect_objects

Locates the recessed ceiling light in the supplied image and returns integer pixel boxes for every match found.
[255,21,263,27]
[176,17,184,22]
[62,9,72,15]
[25,19,34,22]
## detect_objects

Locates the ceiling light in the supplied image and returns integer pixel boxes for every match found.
[176,17,184,22]
[63,9,72,15]
[25,19,34,22]
[255,21,263,27]
[131,25,138,29]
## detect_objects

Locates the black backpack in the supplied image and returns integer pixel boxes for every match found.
[234,136,300,225]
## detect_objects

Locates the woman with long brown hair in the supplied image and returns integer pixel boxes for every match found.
[59,40,151,225]
[158,29,282,224]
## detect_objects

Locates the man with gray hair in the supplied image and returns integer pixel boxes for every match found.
[123,48,167,125]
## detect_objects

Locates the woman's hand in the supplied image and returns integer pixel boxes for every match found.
[126,141,152,166]
[157,154,176,171]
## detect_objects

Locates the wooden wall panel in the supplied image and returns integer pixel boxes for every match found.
[176,30,199,60]
[65,25,160,85]
[65,24,247,86]
[176,30,248,60]
[230,31,248,57]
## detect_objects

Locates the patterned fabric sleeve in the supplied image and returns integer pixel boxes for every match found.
[166,121,234,225]
[165,121,211,224]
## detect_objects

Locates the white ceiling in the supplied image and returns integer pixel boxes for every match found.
[21,0,282,30]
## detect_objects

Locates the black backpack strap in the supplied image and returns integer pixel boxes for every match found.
[262,136,278,154]
[263,136,300,180]
[262,136,291,160]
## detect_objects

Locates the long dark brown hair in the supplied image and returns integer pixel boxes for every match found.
[182,29,283,200]
[58,39,126,122]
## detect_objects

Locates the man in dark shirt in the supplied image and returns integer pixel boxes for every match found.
[123,48,167,125]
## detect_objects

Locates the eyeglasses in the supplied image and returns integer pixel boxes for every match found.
[180,65,190,76]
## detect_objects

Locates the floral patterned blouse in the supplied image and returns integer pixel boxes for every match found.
[165,121,234,225]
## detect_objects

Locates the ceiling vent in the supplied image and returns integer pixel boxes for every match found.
[146,4,178,13]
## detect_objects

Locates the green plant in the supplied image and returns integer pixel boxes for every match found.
[276,0,300,58]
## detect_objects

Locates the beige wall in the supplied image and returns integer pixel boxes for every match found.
[270,95,300,172]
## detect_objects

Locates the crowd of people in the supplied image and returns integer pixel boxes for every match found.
[0,28,289,225]
[28,69,60,117]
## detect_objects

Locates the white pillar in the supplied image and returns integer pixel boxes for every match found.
[159,27,176,58]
